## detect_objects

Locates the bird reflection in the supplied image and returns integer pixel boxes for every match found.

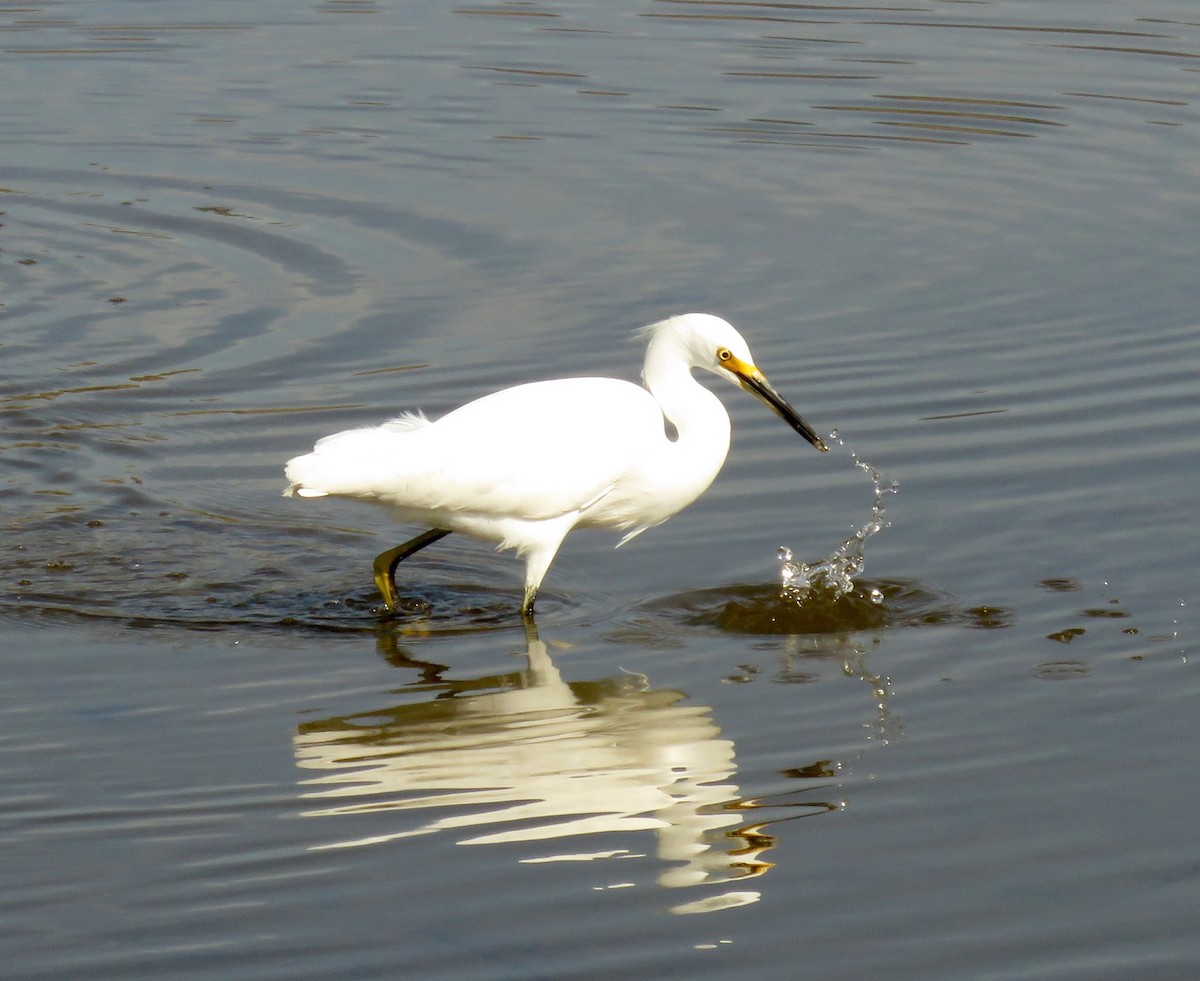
[293,621,856,912]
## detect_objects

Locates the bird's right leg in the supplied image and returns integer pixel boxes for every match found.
[518,525,572,617]
[373,528,452,612]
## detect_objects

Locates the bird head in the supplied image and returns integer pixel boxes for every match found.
[671,313,830,452]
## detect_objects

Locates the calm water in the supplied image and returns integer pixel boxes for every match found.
[3,0,1198,977]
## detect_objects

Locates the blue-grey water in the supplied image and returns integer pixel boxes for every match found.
[3,1,1198,977]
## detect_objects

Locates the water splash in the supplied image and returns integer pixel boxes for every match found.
[779,431,898,603]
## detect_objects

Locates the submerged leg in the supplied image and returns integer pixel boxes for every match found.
[520,606,541,645]
[372,528,452,612]
[518,529,571,617]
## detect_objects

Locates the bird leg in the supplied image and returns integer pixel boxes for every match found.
[373,528,452,612]
[519,607,541,646]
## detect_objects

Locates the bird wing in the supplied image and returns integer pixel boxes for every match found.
[285,377,664,523]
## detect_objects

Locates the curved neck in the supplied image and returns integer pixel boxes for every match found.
[642,341,732,478]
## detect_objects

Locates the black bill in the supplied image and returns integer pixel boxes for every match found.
[736,368,829,452]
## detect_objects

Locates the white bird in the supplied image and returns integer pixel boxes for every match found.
[284,313,828,615]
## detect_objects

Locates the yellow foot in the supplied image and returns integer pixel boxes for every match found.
[371,529,452,613]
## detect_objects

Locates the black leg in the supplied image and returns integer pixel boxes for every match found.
[372,528,452,612]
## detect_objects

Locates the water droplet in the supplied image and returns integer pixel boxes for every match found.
[778,439,897,606]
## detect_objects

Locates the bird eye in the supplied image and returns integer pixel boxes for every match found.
[717,348,732,362]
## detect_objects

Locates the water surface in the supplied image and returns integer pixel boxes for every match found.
[2,1,1198,977]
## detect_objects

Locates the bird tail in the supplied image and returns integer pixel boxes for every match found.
[282,412,430,499]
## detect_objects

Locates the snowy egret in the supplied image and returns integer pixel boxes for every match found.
[284,313,828,615]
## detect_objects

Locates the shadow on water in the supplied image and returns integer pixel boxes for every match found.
[0,485,1004,639]
[634,579,1014,636]
[3,539,1010,639]
[1,507,528,635]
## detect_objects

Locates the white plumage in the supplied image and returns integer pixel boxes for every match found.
[284,313,827,614]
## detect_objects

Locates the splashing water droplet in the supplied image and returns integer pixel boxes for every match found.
[778,437,897,605]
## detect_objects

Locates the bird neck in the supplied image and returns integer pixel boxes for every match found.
[642,346,732,456]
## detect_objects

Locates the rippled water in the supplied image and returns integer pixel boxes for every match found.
[3,1,1199,977]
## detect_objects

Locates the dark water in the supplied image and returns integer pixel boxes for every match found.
[3,1,1198,977]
